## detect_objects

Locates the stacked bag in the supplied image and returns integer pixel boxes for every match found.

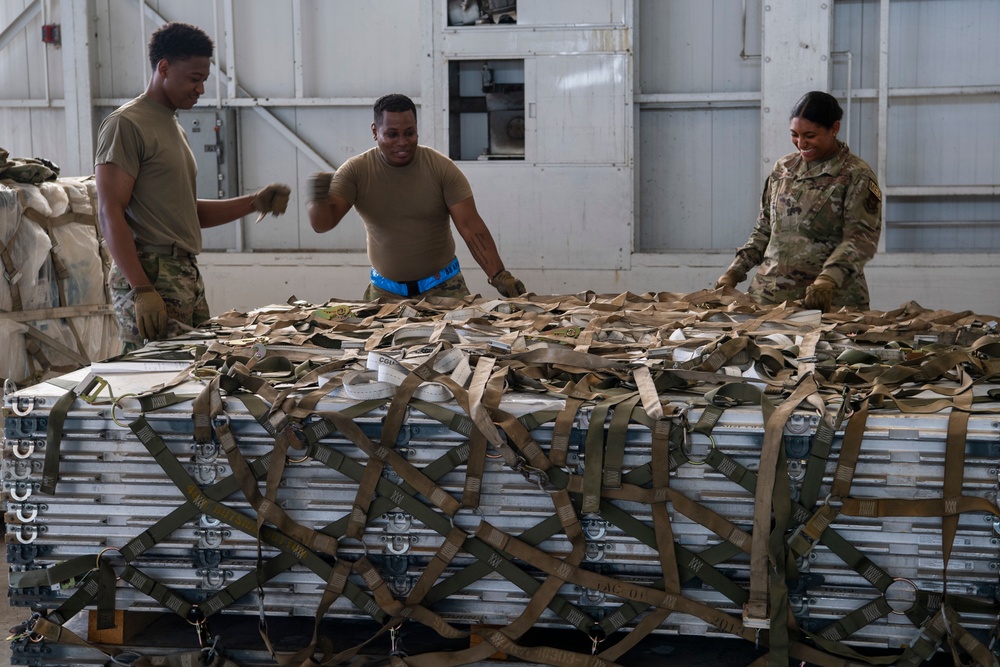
[0,147,119,388]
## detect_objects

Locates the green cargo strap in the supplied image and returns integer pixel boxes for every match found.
[304,432,596,635]
[355,557,468,639]
[581,401,612,513]
[129,416,387,626]
[604,393,641,488]
[474,521,757,644]
[303,408,462,519]
[649,415,681,594]
[349,351,445,540]
[274,559,354,667]
[40,378,85,495]
[389,487,595,667]
[797,410,842,511]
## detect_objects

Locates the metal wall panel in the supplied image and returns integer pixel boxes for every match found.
[888,99,1000,188]
[636,0,763,254]
[459,163,632,270]
[527,54,628,165]
[296,0,421,98]
[638,107,759,253]
[517,0,628,26]
[638,0,760,95]
[92,0,148,100]
[888,0,1000,89]
[0,0,64,162]
[0,1,37,99]
[760,0,832,181]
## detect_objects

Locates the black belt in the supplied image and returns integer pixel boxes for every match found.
[136,243,196,259]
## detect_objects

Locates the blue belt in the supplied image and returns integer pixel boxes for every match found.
[370,257,461,297]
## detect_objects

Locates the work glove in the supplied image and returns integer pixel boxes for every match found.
[308,172,334,204]
[803,275,837,312]
[133,285,167,341]
[714,269,742,289]
[251,183,291,216]
[489,270,526,298]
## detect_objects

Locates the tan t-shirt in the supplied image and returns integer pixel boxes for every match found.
[95,94,202,255]
[330,145,473,282]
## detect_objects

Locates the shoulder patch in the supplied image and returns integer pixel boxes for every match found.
[868,179,882,201]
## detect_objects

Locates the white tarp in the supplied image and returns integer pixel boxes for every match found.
[0,178,119,388]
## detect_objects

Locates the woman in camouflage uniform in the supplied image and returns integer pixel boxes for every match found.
[716,91,882,312]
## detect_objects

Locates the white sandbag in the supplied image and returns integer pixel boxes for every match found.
[49,222,118,361]
[38,181,71,217]
[62,177,94,217]
[0,183,53,312]
[8,181,52,218]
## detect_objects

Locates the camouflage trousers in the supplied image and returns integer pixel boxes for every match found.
[363,272,471,301]
[109,252,210,353]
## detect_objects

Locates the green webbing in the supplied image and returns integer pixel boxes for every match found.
[129,415,388,625]
[136,391,189,412]
[40,386,77,495]
[603,394,641,488]
[47,573,100,626]
[707,447,894,592]
[581,401,612,513]
[305,436,597,634]
[798,419,836,510]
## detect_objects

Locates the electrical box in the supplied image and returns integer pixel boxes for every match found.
[176,108,239,200]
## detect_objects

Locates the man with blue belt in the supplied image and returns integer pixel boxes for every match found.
[307,93,525,301]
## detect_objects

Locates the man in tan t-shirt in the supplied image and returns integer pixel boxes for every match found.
[96,22,290,352]
[307,93,525,300]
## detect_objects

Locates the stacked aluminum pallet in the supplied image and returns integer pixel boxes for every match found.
[4,292,1000,666]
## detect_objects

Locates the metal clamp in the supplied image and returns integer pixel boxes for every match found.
[197,568,233,589]
[196,528,231,549]
[193,442,220,462]
[682,427,715,465]
[581,516,609,541]
[384,534,418,556]
[95,547,125,580]
[584,542,612,562]
[383,512,413,533]
[13,525,40,544]
[14,503,40,522]
[110,393,138,428]
[10,397,34,417]
[8,459,36,481]
[11,440,35,459]
[8,482,34,501]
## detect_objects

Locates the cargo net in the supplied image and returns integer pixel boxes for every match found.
[4,291,1000,666]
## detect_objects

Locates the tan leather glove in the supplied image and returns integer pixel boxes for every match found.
[489,270,526,298]
[308,172,334,204]
[715,269,742,289]
[803,275,837,312]
[251,183,291,216]
[133,285,167,341]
